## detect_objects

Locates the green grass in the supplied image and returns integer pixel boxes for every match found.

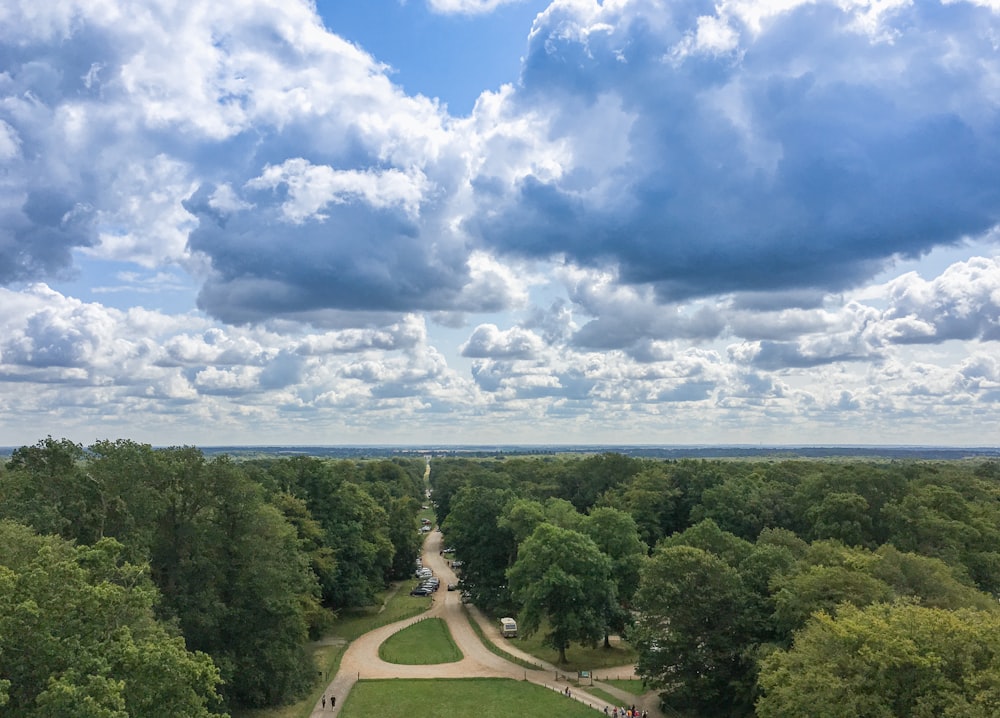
[339,678,604,718]
[582,685,623,706]
[602,678,646,695]
[463,607,542,670]
[332,588,433,642]
[511,622,638,671]
[378,617,462,664]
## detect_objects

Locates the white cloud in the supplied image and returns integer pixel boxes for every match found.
[0,119,20,160]
[426,0,529,15]
[246,159,429,222]
[461,324,545,358]
[880,256,1000,343]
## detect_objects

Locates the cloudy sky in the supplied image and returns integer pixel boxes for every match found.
[2,0,1000,448]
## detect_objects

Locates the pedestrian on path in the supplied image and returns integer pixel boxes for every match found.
[322,696,326,710]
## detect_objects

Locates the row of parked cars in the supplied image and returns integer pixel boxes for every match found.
[410,564,440,596]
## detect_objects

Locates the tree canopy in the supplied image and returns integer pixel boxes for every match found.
[507,523,615,664]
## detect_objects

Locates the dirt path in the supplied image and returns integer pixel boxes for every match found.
[309,529,664,717]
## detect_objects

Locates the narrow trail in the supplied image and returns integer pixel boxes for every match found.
[308,527,665,717]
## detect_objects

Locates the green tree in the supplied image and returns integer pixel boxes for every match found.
[692,471,797,541]
[581,507,647,647]
[632,544,754,717]
[758,603,1000,718]
[441,485,517,612]
[2,436,89,540]
[770,541,894,638]
[601,463,681,547]
[0,520,225,718]
[553,453,640,511]
[507,523,615,664]
[143,450,318,708]
[322,480,394,607]
[805,491,873,546]
[871,544,996,611]
[499,498,547,545]
[387,494,423,579]
[660,518,754,567]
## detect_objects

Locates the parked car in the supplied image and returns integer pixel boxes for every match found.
[410,586,433,596]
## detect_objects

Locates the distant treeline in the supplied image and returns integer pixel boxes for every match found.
[432,453,1000,718]
[0,437,427,715]
[4,444,996,462]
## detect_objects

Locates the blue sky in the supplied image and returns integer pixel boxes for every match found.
[1,0,999,448]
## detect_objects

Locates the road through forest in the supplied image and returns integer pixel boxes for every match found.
[309,528,665,717]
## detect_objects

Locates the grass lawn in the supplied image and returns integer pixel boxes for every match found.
[378,617,462,664]
[583,685,623,706]
[333,589,432,642]
[339,678,604,718]
[511,621,638,672]
[602,678,647,694]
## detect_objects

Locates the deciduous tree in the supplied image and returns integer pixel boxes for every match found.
[508,523,615,664]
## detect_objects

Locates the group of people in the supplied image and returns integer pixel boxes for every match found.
[605,705,646,717]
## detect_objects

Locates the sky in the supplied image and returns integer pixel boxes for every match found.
[1,0,1000,448]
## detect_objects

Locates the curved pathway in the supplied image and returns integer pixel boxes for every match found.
[310,529,664,717]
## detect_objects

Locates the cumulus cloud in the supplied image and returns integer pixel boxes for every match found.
[468,0,1000,301]
[879,257,1000,344]
[461,323,544,358]
[5,0,1000,328]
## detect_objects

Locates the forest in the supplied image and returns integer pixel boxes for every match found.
[0,437,426,715]
[2,441,1000,717]
[431,453,1000,717]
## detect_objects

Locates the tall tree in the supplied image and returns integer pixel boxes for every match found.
[441,485,517,612]
[507,523,615,664]
[582,507,647,645]
[2,436,88,540]
[632,544,754,717]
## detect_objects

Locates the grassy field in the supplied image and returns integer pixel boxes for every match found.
[510,622,638,672]
[339,678,605,718]
[378,617,462,664]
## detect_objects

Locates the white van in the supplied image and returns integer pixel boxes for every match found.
[500,617,518,638]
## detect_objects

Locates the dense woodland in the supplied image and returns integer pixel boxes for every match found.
[2,442,1000,717]
[431,454,1000,717]
[0,438,426,715]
